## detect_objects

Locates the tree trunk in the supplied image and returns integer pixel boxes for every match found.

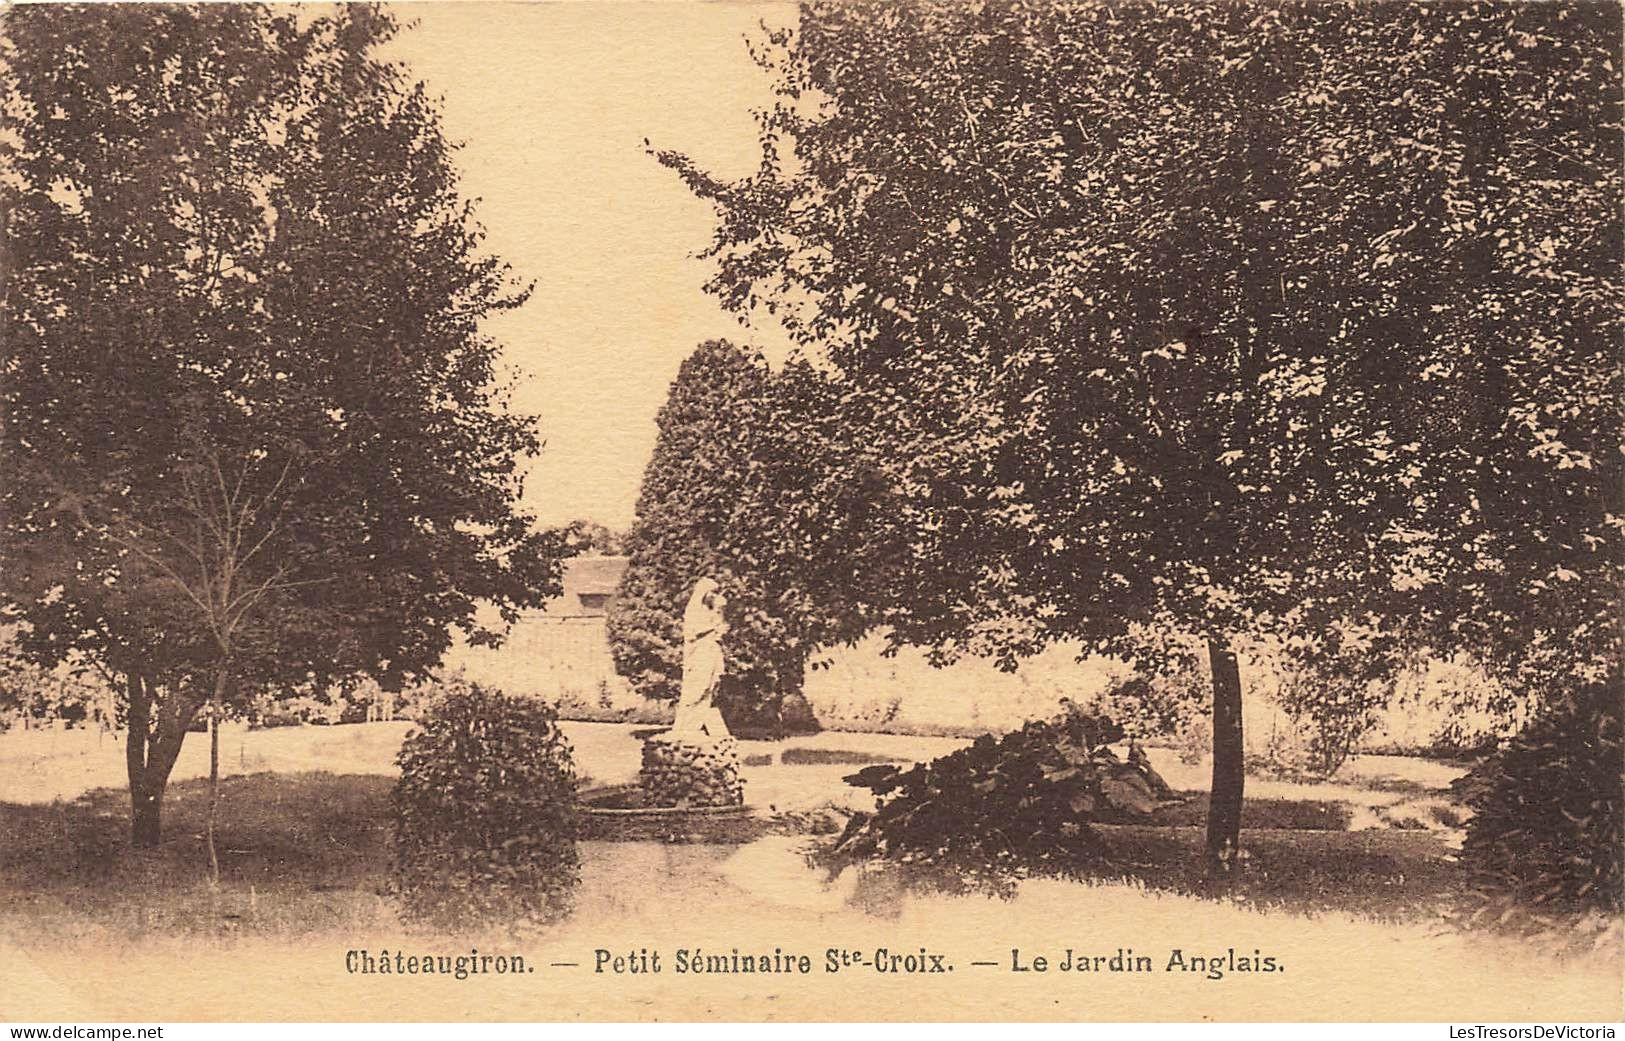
[1205,639,1245,880]
[130,779,164,848]
[122,671,199,849]
[206,666,227,886]
[125,673,162,849]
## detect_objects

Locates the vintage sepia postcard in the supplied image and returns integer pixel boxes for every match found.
[2,0,1621,1026]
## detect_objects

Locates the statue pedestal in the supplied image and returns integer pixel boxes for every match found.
[639,733,745,808]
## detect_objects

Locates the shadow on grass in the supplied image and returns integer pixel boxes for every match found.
[779,747,903,767]
[819,823,1463,923]
[3,770,1465,945]
[1149,793,1354,830]
[0,772,397,942]
[1089,823,1460,920]
[1349,774,1461,796]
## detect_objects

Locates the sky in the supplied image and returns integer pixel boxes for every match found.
[387,2,796,532]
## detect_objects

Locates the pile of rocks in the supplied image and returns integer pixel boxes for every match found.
[639,734,746,808]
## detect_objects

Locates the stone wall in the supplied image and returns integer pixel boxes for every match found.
[639,735,745,808]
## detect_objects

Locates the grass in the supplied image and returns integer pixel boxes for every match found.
[0,772,398,944]
[778,746,902,767]
[0,721,1499,944]
[1,744,1618,1023]
[815,822,1461,923]
[1147,793,1354,831]
[10,811,1623,1021]
[1088,824,1457,920]
[0,768,1457,946]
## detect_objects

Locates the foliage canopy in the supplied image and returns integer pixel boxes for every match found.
[1,4,565,843]
[658,0,1623,870]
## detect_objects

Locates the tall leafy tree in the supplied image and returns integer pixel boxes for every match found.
[610,342,769,717]
[658,0,1622,874]
[559,520,627,556]
[609,340,881,735]
[1,4,566,847]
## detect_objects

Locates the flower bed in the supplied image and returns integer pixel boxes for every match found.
[576,783,761,842]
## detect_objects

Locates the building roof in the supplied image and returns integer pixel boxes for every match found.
[565,555,628,596]
[543,554,629,618]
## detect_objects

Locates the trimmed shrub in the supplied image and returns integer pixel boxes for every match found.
[1458,672,1622,942]
[392,678,579,932]
[824,703,1174,893]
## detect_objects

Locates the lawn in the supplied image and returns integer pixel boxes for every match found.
[1,721,1618,1022]
[0,718,1467,813]
[0,719,1474,935]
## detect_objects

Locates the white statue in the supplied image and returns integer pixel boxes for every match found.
[673,577,730,739]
